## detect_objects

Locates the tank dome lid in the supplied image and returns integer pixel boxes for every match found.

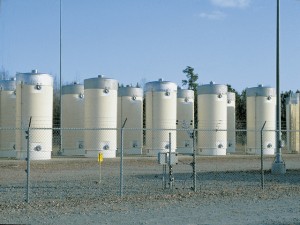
[16,70,53,86]
[197,82,227,95]
[177,88,194,99]
[0,79,16,91]
[145,79,177,92]
[118,86,143,97]
[62,83,84,95]
[246,85,276,97]
[84,76,118,90]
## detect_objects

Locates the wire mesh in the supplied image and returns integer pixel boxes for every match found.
[0,127,299,204]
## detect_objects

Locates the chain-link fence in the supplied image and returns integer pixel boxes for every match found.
[0,127,299,204]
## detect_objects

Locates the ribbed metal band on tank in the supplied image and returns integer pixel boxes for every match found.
[144,80,177,92]
[285,92,300,105]
[197,83,228,95]
[62,84,84,95]
[227,92,236,101]
[16,72,53,86]
[0,79,16,91]
[84,76,118,90]
[118,86,143,97]
[177,88,194,99]
[246,86,276,97]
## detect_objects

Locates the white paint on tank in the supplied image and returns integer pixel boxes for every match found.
[227,92,236,153]
[84,76,118,158]
[197,83,228,155]
[0,79,17,158]
[61,83,85,156]
[285,92,300,153]
[145,79,177,156]
[117,86,143,155]
[15,70,53,160]
[176,88,194,154]
[246,85,276,155]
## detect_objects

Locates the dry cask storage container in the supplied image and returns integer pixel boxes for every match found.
[176,88,194,154]
[117,86,143,154]
[285,92,300,153]
[61,83,84,156]
[145,79,177,156]
[15,70,53,160]
[0,78,17,158]
[227,92,236,153]
[246,85,276,155]
[84,75,118,158]
[197,82,227,155]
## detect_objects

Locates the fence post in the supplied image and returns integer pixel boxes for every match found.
[120,118,127,198]
[261,121,266,190]
[25,117,32,203]
[168,132,174,190]
[191,129,196,192]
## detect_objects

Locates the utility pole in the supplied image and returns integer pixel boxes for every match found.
[59,0,63,154]
[271,0,286,174]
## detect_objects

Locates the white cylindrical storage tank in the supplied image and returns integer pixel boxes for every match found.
[227,92,236,153]
[0,78,17,158]
[197,82,227,155]
[145,79,177,156]
[84,75,118,158]
[15,70,53,160]
[61,83,84,156]
[246,85,276,155]
[285,93,300,153]
[117,86,143,155]
[176,88,194,154]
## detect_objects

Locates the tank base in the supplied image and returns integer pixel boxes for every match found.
[62,149,85,156]
[271,161,286,174]
[247,148,275,155]
[16,151,51,160]
[226,147,236,154]
[117,148,142,155]
[197,148,226,156]
[0,150,17,158]
[176,147,193,155]
[146,149,176,157]
[85,150,116,158]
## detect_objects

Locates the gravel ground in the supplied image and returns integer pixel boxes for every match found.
[0,154,300,225]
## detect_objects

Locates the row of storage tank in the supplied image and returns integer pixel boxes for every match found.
[0,70,298,160]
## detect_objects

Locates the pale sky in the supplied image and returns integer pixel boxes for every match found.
[0,0,299,92]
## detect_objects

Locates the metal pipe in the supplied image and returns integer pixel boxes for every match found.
[193,129,196,192]
[168,132,173,190]
[120,118,127,197]
[275,0,282,163]
[26,117,32,203]
[261,121,266,189]
[59,0,62,153]
[272,0,286,174]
